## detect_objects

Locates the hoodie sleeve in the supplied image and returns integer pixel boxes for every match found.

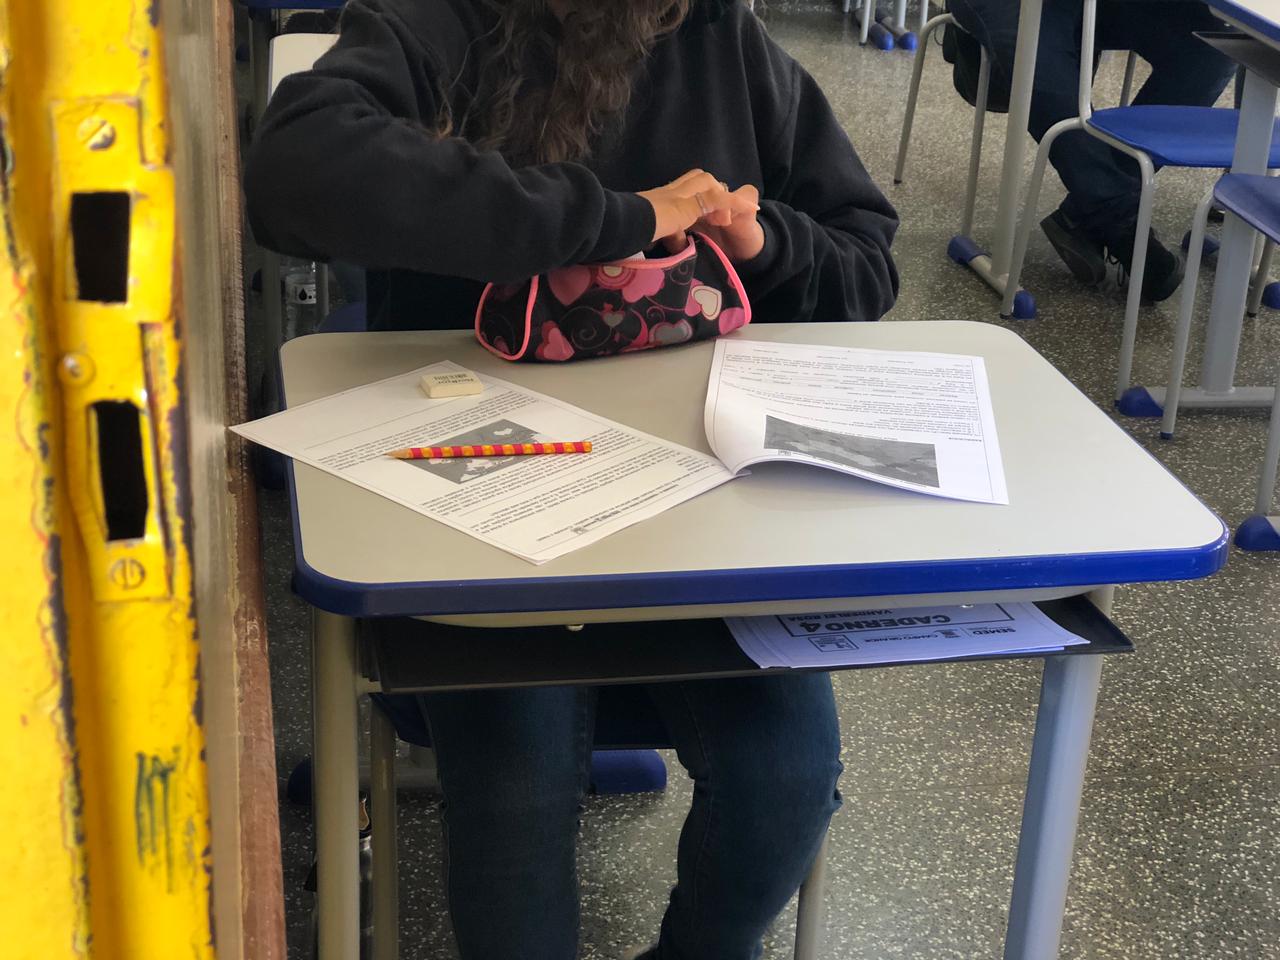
[243,0,655,284]
[735,24,900,323]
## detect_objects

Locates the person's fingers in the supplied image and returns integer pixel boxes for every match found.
[727,185,760,217]
[674,171,724,200]
[661,230,687,254]
[706,207,733,228]
[668,168,708,189]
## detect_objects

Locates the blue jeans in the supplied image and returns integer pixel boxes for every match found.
[408,671,842,960]
[951,0,1236,237]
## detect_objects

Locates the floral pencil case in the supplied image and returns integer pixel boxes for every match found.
[474,232,751,362]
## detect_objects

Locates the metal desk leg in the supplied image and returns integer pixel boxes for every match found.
[370,706,399,960]
[956,0,1042,317]
[1200,69,1280,394]
[1003,587,1108,960]
[794,831,830,960]
[990,0,1043,277]
[313,610,360,960]
[1235,360,1280,550]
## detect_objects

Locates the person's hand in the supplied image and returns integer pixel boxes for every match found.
[638,170,759,245]
[660,183,764,264]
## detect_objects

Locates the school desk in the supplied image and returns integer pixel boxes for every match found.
[279,320,1227,960]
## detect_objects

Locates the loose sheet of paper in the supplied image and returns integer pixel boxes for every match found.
[727,603,1086,669]
[705,339,1008,503]
[231,361,735,564]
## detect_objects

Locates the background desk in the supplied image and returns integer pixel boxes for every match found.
[282,321,1226,960]
[1124,1,1280,417]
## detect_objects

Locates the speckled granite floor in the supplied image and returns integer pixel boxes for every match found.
[245,3,1280,958]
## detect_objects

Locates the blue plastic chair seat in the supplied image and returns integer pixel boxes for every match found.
[1087,106,1280,168]
[1213,173,1280,245]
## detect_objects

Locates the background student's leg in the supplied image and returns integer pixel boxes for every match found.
[950,0,1143,238]
[1100,2,1235,111]
[642,672,843,960]
[417,679,594,960]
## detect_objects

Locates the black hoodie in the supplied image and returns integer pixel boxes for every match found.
[245,0,899,331]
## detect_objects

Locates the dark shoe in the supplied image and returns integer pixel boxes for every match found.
[1041,209,1108,287]
[1103,220,1186,303]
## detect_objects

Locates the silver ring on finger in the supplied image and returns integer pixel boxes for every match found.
[695,192,710,217]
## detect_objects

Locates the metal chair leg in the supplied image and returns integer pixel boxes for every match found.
[260,251,283,359]
[960,45,991,237]
[317,263,331,327]
[1248,237,1276,316]
[1115,153,1157,402]
[794,832,830,960]
[894,14,954,184]
[1119,51,1138,108]
[1002,118,1082,316]
[1162,190,1215,439]
[1256,359,1280,516]
[370,706,399,960]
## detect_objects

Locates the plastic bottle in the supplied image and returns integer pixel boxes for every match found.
[282,258,319,340]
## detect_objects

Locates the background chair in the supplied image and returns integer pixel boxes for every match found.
[1161,174,1280,552]
[895,12,992,249]
[1002,0,1280,405]
[896,11,1137,318]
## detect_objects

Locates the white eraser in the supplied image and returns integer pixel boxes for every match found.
[421,371,484,398]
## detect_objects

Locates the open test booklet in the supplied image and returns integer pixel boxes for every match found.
[706,339,1007,505]
[233,339,1006,564]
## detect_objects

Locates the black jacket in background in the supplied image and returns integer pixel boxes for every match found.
[245,0,899,331]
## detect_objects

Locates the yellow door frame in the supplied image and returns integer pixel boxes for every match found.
[0,1,214,956]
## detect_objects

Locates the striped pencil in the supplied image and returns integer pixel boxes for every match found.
[386,441,593,460]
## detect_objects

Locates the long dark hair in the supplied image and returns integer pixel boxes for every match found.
[445,0,693,165]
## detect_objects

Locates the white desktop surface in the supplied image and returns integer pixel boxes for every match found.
[280,321,1225,622]
[268,32,338,100]
[1210,0,1280,44]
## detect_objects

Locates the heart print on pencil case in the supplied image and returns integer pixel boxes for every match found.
[475,231,751,362]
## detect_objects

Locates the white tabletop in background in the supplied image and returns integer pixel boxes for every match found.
[280,322,1224,622]
[268,32,338,100]
[1210,0,1280,46]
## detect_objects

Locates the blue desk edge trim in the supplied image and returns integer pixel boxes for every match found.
[1208,2,1280,45]
[286,461,1230,617]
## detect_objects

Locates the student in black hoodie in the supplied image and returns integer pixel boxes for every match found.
[247,2,897,958]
